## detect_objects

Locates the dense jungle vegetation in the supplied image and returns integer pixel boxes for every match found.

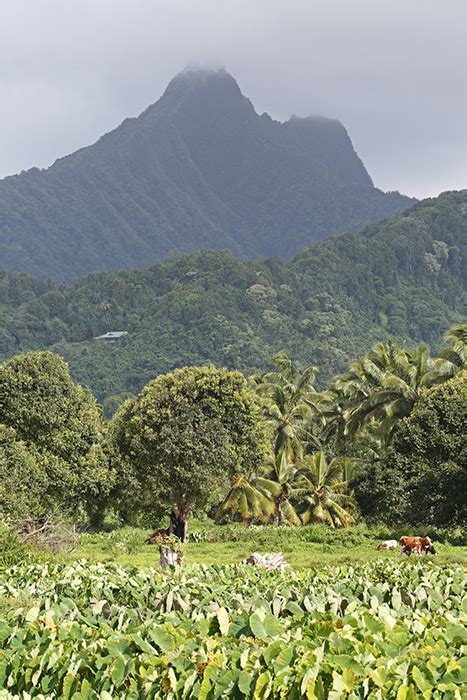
[1,54,465,700]
[0,321,465,540]
[0,321,464,699]
[0,190,465,407]
[0,69,412,281]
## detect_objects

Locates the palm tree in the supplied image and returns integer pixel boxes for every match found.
[335,340,456,443]
[315,388,349,456]
[214,473,274,525]
[256,351,320,462]
[438,323,466,369]
[296,451,355,528]
[256,452,301,526]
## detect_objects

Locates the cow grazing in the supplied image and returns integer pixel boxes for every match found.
[424,543,437,556]
[377,540,398,551]
[399,536,435,556]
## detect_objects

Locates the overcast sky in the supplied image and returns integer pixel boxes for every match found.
[1,0,466,199]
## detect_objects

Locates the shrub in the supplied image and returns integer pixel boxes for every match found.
[0,520,34,567]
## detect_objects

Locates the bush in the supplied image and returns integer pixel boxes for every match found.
[79,528,145,556]
[188,522,466,547]
[0,521,35,567]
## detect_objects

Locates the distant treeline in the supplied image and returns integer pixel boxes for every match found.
[0,321,465,537]
[0,191,465,409]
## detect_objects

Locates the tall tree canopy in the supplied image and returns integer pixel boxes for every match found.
[353,376,466,525]
[257,351,319,461]
[0,351,111,519]
[333,339,459,444]
[109,366,267,539]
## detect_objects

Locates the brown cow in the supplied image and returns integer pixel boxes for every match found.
[399,536,436,556]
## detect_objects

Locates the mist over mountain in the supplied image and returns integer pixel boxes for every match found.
[1,190,464,406]
[0,69,413,281]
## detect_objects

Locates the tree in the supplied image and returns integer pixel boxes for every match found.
[335,340,457,444]
[389,377,465,525]
[353,377,466,525]
[0,424,46,521]
[109,366,267,540]
[256,452,301,526]
[257,351,319,462]
[315,389,348,456]
[214,453,303,528]
[0,351,100,462]
[438,322,466,369]
[296,451,355,528]
[214,473,274,525]
[0,351,111,519]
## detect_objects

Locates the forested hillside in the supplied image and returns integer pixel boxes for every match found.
[0,69,412,281]
[0,191,465,405]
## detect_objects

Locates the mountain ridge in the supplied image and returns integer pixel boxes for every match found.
[1,190,464,407]
[0,68,414,280]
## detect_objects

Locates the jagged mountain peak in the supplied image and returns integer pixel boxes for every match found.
[0,69,414,280]
[148,66,254,123]
[162,66,240,97]
[169,65,234,85]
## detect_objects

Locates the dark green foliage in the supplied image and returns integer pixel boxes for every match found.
[0,352,99,459]
[351,460,409,524]
[387,376,466,525]
[0,425,47,521]
[0,520,34,567]
[0,191,464,403]
[0,352,113,518]
[0,70,412,281]
[109,366,267,528]
[353,377,466,525]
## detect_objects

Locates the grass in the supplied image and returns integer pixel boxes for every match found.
[69,526,467,570]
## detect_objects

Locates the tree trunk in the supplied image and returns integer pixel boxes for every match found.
[159,546,181,568]
[173,515,188,542]
[171,502,189,542]
[277,497,283,527]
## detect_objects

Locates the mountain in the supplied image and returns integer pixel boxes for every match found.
[0,69,413,281]
[1,191,465,409]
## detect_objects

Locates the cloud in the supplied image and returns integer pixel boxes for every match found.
[0,0,466,197]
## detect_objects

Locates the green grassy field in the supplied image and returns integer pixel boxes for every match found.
[70,525,466,570]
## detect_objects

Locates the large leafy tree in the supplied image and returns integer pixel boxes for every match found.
[0,351,101,462]
[353,376,466,525]
[296,451,355,528]
[0,352,110,519]
[110,366,267,540]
